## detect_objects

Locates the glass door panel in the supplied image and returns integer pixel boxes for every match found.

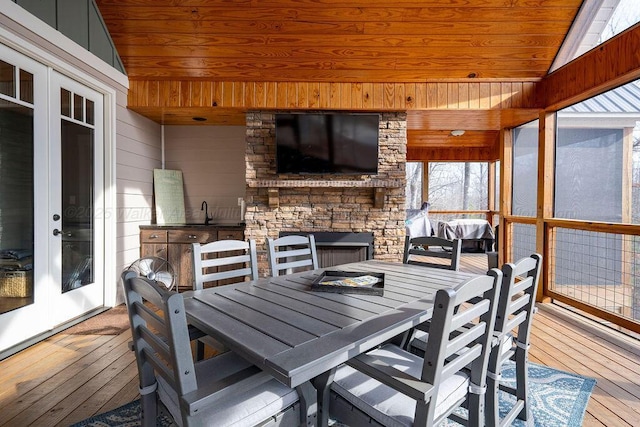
[0,96,34,312]
[61,118,95,292]
[0,44,50,356]
[50,72,104,324]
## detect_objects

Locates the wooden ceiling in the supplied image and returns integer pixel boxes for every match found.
[95,0,585,157]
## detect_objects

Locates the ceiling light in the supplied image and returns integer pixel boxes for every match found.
[450,130,465,137]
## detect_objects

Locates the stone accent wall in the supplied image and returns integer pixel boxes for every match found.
[245,111,407,276]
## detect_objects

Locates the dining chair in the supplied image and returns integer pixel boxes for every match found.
[266,234,319,277]
[486,253,542,427]
[192,239,259,290]
[407,253,542,426]
[403,235,462,271]
[191,239,259,358]
[121,271,301,427]
[328,268,503,427]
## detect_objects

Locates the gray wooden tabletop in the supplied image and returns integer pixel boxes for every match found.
[182,259,476,388]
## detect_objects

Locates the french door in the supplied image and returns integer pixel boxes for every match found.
[0,44,105,354]
[49,72,104,325]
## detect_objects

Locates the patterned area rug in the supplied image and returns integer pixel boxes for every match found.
[443,362,596,427]
[71,362,595,427]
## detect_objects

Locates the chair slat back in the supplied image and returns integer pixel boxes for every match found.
[495,253,542,341]
[267,234,319,277]
[192,239,259,290]
[421,269,502,409]
[122,271,198,398]
[403,235,462,271]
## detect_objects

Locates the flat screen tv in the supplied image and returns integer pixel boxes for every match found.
[275,113,380,175]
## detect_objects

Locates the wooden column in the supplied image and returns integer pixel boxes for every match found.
[422,161,429,205]
[537,112,555,302]
[621,127,633,317]
[499,128,513,267]
[487,161,496,224]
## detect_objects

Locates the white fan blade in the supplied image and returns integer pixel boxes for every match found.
[137,258,155,275]
[154,271,174,289]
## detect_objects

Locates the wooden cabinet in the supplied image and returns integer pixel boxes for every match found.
[217,229,244,241]
[140,229,168,260]
[140,225,244,292]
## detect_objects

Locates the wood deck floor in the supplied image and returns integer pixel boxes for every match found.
[1,254,639,426]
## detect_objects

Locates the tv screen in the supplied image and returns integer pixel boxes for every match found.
[275,113,380,174]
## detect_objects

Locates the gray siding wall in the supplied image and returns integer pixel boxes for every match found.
[13,0,125,73]
[115,95,161,300]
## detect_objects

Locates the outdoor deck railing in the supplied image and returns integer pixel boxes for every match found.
[505,216,640,334]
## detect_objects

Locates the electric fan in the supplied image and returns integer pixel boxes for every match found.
[126,256,176,291]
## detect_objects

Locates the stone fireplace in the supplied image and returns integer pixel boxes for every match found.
[280,231,375,267]
[244,111,407,276]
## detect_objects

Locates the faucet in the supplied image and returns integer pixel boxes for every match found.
[201,201,213,225]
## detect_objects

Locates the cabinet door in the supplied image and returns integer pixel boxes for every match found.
[216,229,247,287]
[141,243,168,260]
[168,229,216,292]
[169,243,195,292]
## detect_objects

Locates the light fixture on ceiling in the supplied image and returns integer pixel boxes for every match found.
[450,130,465,137]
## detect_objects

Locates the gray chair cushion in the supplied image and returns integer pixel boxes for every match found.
[158,352,299,427]
[331,344,469,427]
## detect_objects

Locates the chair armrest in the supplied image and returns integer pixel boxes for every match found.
[181,366,271,415]
[347,351,435,402]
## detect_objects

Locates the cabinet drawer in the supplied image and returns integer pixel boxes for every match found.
[169,230,215,243]
[141,229,168,243]
[217,229,244,240]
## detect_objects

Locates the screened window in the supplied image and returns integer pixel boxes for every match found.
[551,0,640,71]
[555,80,640,224]
[427,162,488,211]
[405,162,423,210]
[512,120,539,217]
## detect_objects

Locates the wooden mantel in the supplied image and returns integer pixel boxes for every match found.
[249,179,404,208]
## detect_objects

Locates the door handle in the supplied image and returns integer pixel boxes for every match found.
[53,228,66,236]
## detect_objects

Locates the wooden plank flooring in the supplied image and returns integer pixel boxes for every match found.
[1,254,639,426]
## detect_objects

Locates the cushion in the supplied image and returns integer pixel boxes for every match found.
[331,343,469,427]
[157,352,299,427]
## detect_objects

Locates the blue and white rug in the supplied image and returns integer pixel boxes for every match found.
[493,362,596,427]
[71,362,595,427]
[440,361,596,427]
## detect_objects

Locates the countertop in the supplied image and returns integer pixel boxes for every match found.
[140,222,245,229]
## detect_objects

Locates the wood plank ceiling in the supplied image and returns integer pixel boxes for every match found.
[95,0,585,158]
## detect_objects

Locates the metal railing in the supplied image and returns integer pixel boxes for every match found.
[505,216,640,333]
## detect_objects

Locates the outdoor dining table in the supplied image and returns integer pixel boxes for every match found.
[182,259,477,427]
